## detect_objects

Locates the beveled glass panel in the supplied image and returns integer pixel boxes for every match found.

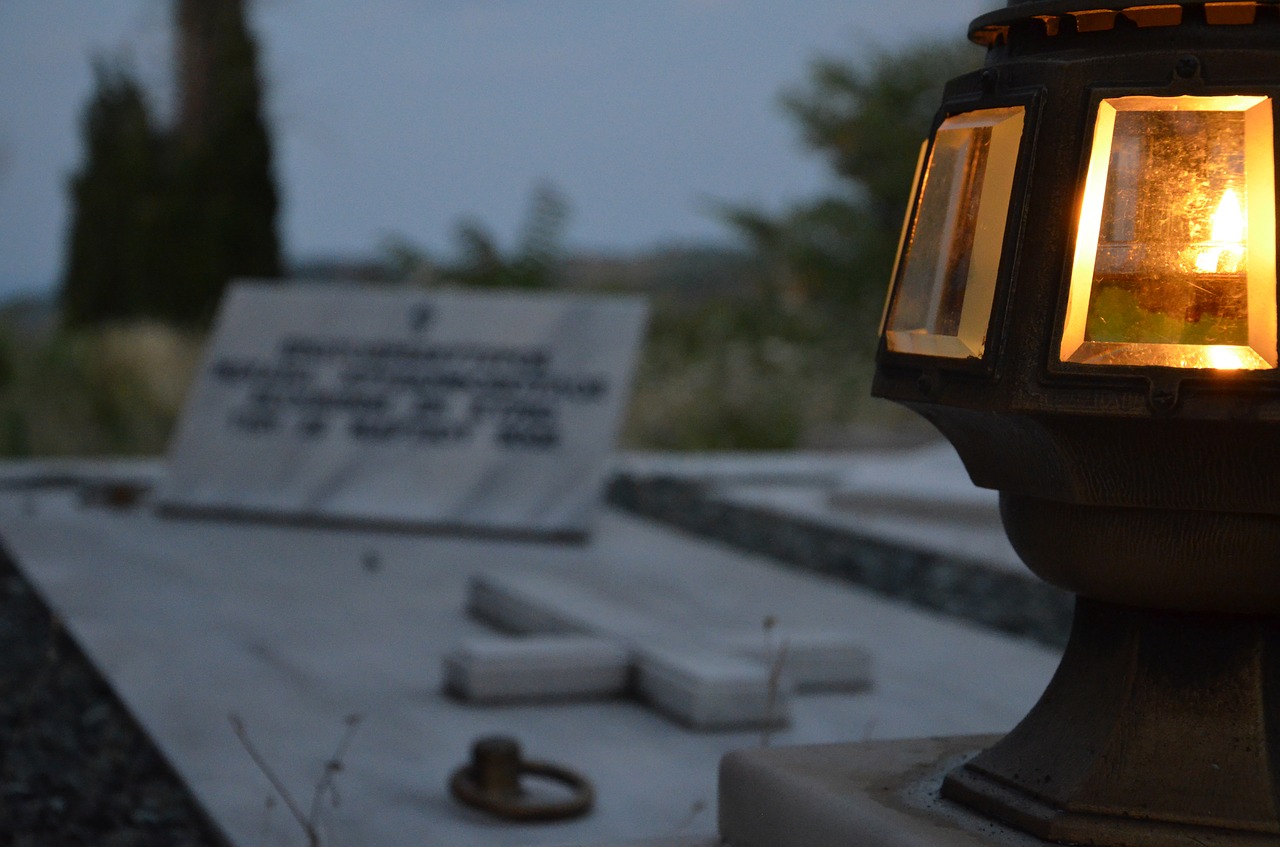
[1062,96,1277,369]
[885,107,1025,359]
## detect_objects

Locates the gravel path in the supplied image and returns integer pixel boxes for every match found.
[0,544,226,846]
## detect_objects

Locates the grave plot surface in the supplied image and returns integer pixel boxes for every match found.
[0,465,1059,847]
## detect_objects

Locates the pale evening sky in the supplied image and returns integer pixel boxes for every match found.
[0,0,987,300]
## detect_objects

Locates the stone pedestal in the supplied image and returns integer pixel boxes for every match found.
[718,736,1045,847]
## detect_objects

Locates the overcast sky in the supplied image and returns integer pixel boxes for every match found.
[0,0,987,300]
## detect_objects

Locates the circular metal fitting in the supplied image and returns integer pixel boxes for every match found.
[449,736,594,822]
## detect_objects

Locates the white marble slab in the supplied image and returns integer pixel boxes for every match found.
[465,573,795,728]
[464,572,873,726]
[725,633,872,694]
[0,472,1061,847]
[635,648,791,730]
[443,635,631,703]
[158,282,648,538]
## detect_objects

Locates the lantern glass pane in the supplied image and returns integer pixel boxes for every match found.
[1062,96,1277,369]
[886,107,1025,359]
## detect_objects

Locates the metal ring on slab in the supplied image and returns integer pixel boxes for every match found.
[449,736,594,822]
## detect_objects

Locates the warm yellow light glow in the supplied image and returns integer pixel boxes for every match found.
[1207,345,1248,370]
[1213,188,1245,243]
[1194,188,1246,273]
[1061,95,1277,370]
[884,107,1025,359]
[881,141,928,338]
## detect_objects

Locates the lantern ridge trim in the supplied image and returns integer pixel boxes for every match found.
[972,2,1270,45]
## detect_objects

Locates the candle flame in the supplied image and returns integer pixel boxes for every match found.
[1195,188,1246,273]
[1206,345,1247,370]
[1213,188,1245,242]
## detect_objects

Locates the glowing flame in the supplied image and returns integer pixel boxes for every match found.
[1213,188,1246,242]
[1195,188,1246,273]
[1206,345,1247,370]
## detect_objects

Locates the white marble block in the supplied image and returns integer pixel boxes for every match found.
[466,574,588,635]
[158,282,648,538]
[725,632,873,692]
[462,573,887,727]
[443,635,631,702]
[635,648,792,730]
[466,572,663,639]
[468,573,799,728]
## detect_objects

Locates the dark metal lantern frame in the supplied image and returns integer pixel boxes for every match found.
[873,2,1280,844]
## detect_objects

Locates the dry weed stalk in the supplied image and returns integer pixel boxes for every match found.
[760,615,790,748]
[228,712,362,847]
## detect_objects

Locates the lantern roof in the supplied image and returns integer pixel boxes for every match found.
[971,0,1278,46]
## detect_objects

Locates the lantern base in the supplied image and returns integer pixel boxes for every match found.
[942,597,1280,846]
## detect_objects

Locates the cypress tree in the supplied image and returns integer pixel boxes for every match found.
[62,59,165,326]
[60,0,281,328]
[169,0,281,325]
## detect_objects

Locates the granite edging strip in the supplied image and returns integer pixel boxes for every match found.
[605,476,1072,649]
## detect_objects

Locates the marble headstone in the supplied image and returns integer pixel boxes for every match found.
[157,282,648,538]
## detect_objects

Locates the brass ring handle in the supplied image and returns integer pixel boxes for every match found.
[449,736,594,822]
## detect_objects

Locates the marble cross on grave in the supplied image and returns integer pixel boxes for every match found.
[442,572,873,730]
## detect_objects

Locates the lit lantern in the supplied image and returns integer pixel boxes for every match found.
[1062,95,1276,369]
[873,2,1280,844]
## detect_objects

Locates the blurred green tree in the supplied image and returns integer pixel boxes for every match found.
[723,40,982,323]
[444,180,570,289]
[384,180,571,289]
[61,0,281,329]
[61,59,166,326]
[168,0,282,324]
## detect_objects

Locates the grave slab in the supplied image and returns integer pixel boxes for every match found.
[158,283,647,538]
[0,462,1060,847]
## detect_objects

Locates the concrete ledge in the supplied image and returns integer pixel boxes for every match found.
[718,736,1045,847]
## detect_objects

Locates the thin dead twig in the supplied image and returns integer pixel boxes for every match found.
[761,615,790,748]
[229,712,364,847]
[229,713,319,846]
[308,714,363,830]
